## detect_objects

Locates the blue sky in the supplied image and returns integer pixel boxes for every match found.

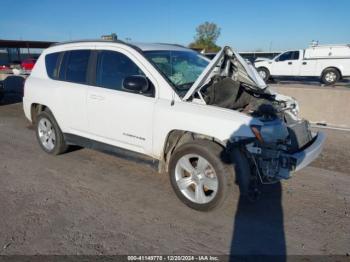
[0,0,349,51]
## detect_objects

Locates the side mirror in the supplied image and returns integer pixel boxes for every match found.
[122,75,150,94]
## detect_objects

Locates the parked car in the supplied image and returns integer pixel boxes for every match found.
[255,44,350,85]
[21,58,37,71]
[0,81,4,101]
[23,40,325,211]
[0,65,11,74]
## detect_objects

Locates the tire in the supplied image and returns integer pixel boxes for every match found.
[257,67,270,82]
[35,110,68,155]
[321,68,340,85]
[168,140,229,211]
[231,148,251,196]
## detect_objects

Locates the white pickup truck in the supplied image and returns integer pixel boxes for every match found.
[254,44,350,85]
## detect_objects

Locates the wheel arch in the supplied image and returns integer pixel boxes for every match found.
[321,66,342,79]
[257,66,269,72]
[158,129,227,173]
[30,103,49,124]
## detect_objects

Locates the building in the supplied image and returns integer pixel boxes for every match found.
[0,39,55,66]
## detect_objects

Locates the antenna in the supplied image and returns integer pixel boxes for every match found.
[310,40,319,47]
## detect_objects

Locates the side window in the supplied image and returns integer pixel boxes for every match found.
[277,51,293,62]
[45,52,61,79]
[277,51,299,61]
[292,51,300,60]
[59,50,91,84]
[96,50,144,91]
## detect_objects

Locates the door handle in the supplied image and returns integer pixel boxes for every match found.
[302,61,307,65]
[288,62,293,65]
[89,94,105,101]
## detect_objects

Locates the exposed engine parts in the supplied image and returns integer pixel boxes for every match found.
[206,77,314,184]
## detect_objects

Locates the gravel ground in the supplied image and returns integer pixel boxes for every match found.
[0,102,349,257]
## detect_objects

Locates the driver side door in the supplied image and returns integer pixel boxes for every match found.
[272,51,300,76]
[86,49,156,155]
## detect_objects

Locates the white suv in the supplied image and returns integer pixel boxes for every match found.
[23,40,325,211]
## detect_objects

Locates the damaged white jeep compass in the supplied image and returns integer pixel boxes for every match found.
[23,40,325,211]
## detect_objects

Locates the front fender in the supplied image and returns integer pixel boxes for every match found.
[152,99,261,158]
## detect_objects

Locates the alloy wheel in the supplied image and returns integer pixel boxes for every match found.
[37,117,56,151]
[174,154,218,204]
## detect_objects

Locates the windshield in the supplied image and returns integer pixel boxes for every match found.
[144,50,209,93]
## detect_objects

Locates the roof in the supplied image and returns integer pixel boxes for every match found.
[51,39,191,52]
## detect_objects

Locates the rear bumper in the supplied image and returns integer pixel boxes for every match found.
[292,131,326,172]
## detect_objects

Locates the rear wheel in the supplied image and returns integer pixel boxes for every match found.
[35,110,68,155]
[257,67,270,82]
[321,68,340,85]
[169,140,229,211]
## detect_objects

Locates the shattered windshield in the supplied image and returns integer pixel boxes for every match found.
[144,50,209,92]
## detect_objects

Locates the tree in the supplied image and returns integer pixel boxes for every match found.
[189,22,221,52]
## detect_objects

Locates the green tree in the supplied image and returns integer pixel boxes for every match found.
[189,22,221,52]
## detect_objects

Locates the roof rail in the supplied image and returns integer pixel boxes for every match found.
[309,42,350,48]
[154,42,187,48]
[50,38,126,47]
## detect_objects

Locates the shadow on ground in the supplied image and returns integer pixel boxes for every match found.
[230,182,286,261]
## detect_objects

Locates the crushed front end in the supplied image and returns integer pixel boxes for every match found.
[191,46,326,185]
[240,105,325,184]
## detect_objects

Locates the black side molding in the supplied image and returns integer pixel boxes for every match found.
[64,133,159,169]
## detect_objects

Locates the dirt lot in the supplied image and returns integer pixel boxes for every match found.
[0,85,349,256]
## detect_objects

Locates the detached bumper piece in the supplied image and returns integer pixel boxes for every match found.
[287,119,314,153]
[291,131,326,172]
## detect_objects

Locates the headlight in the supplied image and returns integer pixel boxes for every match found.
[251,119,289,144]
[250,125,264,143]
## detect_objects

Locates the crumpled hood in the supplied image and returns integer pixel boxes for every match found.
[183,46,268,100]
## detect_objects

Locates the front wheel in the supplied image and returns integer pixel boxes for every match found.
[168,140,229,211]
[257,67,270,82]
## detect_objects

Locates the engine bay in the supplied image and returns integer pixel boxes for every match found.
[201,76,285,119]
[200,76,314,183]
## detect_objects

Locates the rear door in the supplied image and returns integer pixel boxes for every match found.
[56,49,91,133]
[299,50,318,76]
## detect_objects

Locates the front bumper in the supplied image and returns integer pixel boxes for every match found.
[291,131,326,172]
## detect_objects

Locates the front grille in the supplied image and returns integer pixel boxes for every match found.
[287,119,313,153]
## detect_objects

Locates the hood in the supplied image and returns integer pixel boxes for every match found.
[183,46,268,101]
[254,57,271,62]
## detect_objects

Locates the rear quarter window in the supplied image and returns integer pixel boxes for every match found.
[45,52,61,79]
